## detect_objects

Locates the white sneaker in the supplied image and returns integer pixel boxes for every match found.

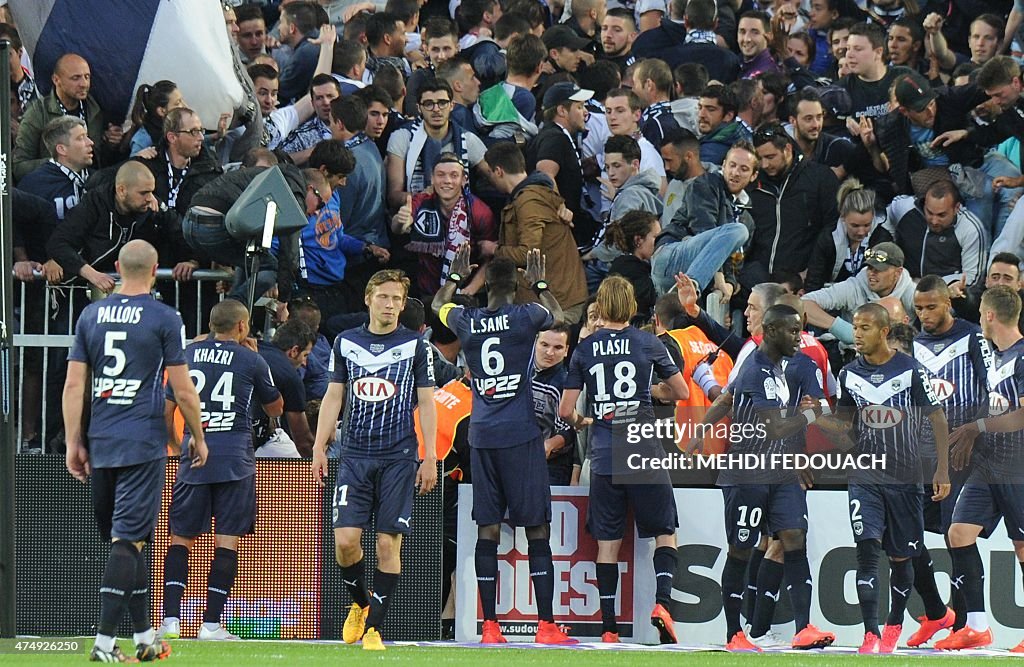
[198,624,240,641]
[157,617,180,639]
[745,624,787,649]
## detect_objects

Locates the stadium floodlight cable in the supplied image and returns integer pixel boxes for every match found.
[0,38,16,638]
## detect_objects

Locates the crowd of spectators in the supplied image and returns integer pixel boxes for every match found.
[8,0,1024,461]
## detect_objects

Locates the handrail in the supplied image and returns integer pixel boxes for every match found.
[20,268,236,281]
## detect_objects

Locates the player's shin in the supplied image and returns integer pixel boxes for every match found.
[366,570,400,629]
[855,540,882,636]
[340,558,371,608]
[129,548,155,646]
[749,558,783,638]
[912,548,948,620]
[528,539,556,622]
[950,544,987,630]
[204,547,239,627]
[886,557,914,626]
[163,544,189,621]
[743,548,766,622]
[596,562,620,633]
[475,539,499,621]
[783,549,813,631]
[722,553,749,641]
[653,546,677,608]
[96,541,140,651]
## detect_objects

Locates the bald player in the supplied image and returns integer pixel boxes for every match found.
[64,240,206,662]
[14,52,122,181]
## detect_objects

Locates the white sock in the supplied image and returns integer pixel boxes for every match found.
[966,612,988,632]
[202,622,220,632]
[94,634,116,653]
[133,627,155,646]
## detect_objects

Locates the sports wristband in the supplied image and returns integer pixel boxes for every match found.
[802,410,818,425]
[976,418,987,433]
[820,402,833,416]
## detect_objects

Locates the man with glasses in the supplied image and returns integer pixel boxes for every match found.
[135,108,221,226]
[745,123,839,288]
[385,79,486,210]
[802,242,918,344]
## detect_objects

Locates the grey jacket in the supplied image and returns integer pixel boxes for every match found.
[594,169,664,262]
[803,266,917,321]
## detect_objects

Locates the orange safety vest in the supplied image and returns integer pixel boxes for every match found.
[665,327,734,454]
[414,379,472,461]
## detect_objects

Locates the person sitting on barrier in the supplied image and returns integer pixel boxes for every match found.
[255,318,317,458]
[184,162,308,318]
[45,161,190,295]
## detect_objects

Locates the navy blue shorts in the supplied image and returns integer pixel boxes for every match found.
[168,474,257,537]
[721,484,807,549]
[587,472,678,541]
[848,484,924,558]
[471,437,551,527]
[951,481,1024,540]
[92,459,165,542]
[333,457,418,535]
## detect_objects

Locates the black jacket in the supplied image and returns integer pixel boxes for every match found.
[13,188,59,262]
[661,43,740,83]
[136,144,222,215]
[804,216,892,292]
[191,165,307,303]
[873,83,988,194]
[46,182,187,278]
[631,18,687,59]
[746,156,840,276]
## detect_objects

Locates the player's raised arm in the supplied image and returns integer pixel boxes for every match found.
[525,249,563,327]
[312,381,345,486]
[63,360,91,482]
[167,364,208,468]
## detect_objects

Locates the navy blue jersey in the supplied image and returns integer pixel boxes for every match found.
[17,161,83,220]
[329,324,434,459]
[913,319,988,428]
[168,339,280,484]
[442,302,554,448]
[723,349,820,483]
[838,351,941,481]
[565,327,679,475]
[67,293,187,468]
[977,338,1024,476]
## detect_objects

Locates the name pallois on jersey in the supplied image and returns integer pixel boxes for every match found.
[353,376,398,402]
[859,405,904,429]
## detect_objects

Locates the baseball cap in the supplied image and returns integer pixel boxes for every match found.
[635,0,668,15]
[542,25,591,51]
[864,242,904,269]
[542,81,594,111]
[817,85,852,121]
[893,71,937,113]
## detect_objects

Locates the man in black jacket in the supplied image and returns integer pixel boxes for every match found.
[46,161,189,294]
[744,124,839,288]
[184,164,308,318]
[136,108,222,220]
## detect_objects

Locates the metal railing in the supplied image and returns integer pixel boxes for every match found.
[13,268,235,454]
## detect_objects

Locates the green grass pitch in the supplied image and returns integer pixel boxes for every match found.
[2,641,1022,666]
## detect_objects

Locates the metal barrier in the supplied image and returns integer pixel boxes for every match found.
[12,268,234,454]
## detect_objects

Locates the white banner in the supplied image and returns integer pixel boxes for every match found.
[456,486,1024,648]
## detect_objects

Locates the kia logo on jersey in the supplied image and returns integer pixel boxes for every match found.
[929,378,955,402]
[860,405,904,428]
[353,377,397,402]
[989,392,1010,416]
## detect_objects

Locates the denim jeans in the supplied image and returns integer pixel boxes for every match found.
[650,223,749,295]
[182,210,278,303]
[963,152,1023,239]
